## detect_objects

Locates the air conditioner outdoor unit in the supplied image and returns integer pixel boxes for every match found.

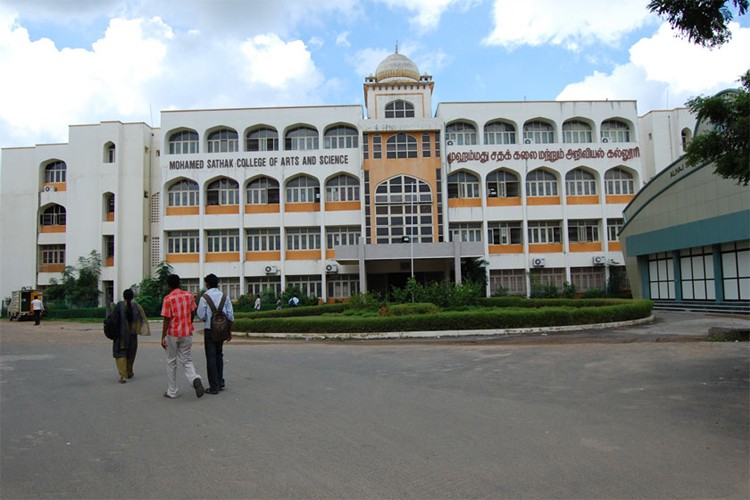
[325,264,338,273]
[602,137,609,143]
[264,265,277,274]
[44,186,57,192]
[593,255,607,266]
[531,257,546,268]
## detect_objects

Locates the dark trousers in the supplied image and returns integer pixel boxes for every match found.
[204,330,224,391]
[33,310,41,325]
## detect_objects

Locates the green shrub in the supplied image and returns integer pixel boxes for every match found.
[386,302,441,316]
[233,300,653,334]
[44,307,107,319]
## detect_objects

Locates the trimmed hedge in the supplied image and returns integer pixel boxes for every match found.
[233,303,347,319]
[385,303,441,316]
[233,300,652,334]
[44,307,107,319]
[478,297,635,308]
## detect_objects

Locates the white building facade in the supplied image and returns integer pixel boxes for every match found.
[0,50,695,304]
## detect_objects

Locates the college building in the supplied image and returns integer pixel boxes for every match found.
[5,49,737,307]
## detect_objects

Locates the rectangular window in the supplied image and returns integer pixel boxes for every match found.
[449,222,482,242]
[363,134,369,160]
[39,244,65,264]
[373,135,382,159]
[286,275,322,299]
[246,277,282,297]
[167,231,200,254]
[422,133,431,158]
[246,228,281,252]
[571,266,606,291]
[327,274,360,299]
[567,220,600,243]
[488,222,522,244]
[105,235,115,259]
[286,227,321,251]
[648,252,675,299]
[607,219,624,242]
[490,269,526,295]
[681,246,715,300]
[528,221,561,244]
[721,241,750,300]
[206,230,239,253]
[326,226,360,249]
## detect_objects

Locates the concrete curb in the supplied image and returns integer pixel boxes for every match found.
[229,315,656,341]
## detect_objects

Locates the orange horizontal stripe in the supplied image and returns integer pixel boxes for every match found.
[566,195,599,205]
[528,243,563,253]
[166,254,199,263]
[166,206,199,216]
[40,225,66,233]
[487,197,521,207]
[205,252,240,262]
[286,250,321,260]
[245,251,281,261]
[448,198,482,208]
[206,205,239,215]
[488,244,523,254]
[285,202,320,213]
[245,204,280,214]
[569,242,603,252]
[527,196,561,206]
[326,201,360,211]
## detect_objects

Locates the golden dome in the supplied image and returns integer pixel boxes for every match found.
[375,48,420,83]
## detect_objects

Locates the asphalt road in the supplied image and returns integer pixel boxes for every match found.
[1,314,748,499]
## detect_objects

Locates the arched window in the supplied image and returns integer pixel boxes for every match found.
[207,128,238,153]
[484,121,516,145]
[526,170,558,197]
[286,176,320,203]
[168,130,199,154]
[246,127,279,152]
[324,126,358,149]
[563,120,592,143]
[104,142,116,163]
[385,100,415,118]
[386,133,418,159]
[600,120,631,143]
[326,175,360,202]
[104,193,115,220]
[605,168,635,195]
[374,175,433,244]
[206,178,239,206]
[565,169,597,196]
[486,170,519,197]
[246,177,280,205]
[447,171,480,198]
[285,126,319,151]
[40,205,66,226]
[44,161,66,183]
[446,121,477,146]
[523,121,554,144]
[168,180,199,207]
[681,128,693,151]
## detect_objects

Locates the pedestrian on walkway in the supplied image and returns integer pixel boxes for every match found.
[31,296,44,326]
[110,289,150,383]
[196,274,234,395]
[161,274,204,399]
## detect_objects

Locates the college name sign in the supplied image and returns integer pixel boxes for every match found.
[447,147,640,166]
[168,154,350,170]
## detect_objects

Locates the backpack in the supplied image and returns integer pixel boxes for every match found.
[204,293,231,342]
[103,304,121,340]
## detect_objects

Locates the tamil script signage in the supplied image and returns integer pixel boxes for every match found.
[168,154,351,170]
[447,147,640,166]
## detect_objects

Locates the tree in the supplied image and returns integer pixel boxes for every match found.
[647,0,748,48]
[45,250,102,307]
[684,71,750,186]
[133,261,173,316]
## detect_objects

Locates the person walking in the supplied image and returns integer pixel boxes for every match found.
[161,274,204,399]
[254,295,261,311]
[31,296,44,326]
[110,289,150,383]
[196,274,234,395]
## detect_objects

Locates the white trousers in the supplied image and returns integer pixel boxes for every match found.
[165,335,200,397]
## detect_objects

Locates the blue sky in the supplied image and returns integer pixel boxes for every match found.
[0,0,748,149]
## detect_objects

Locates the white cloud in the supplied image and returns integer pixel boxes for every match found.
[336,31,350,47]
[376,0,474,32]
[557,22,750,113]
[239,34,322,89]
[352,47,390,78]
[483,0,654,49]
[0,13,170,146]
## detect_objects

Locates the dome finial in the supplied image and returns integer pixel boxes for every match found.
[395,42,398,54]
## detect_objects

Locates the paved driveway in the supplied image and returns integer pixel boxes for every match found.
[1,313,748,499]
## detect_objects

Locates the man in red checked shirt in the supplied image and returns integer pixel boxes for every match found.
[161,274,205,399]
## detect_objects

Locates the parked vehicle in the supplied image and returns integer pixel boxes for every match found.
[8,288,42,321]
